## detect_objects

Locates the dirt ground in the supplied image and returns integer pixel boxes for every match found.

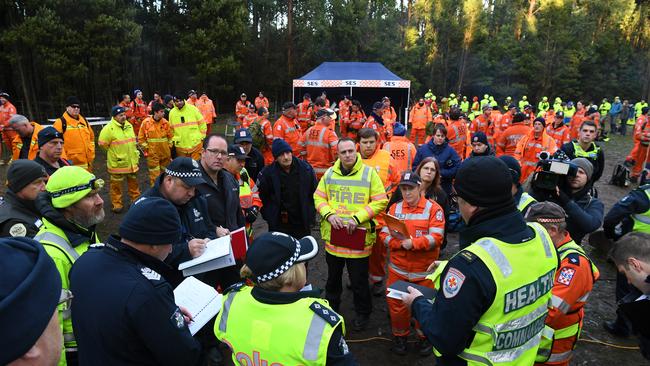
[3,116,648,365]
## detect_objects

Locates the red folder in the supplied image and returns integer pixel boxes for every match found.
[330,226,366,250]
[230,227,248,260]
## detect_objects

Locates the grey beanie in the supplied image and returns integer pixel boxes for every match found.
[571,158,593,181]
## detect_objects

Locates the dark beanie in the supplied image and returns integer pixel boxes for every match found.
[534,117,546,127]
[454,156,514,207]
[38,126,64,148]
[119,197,182,245]
[499,155,522,185]
[272,138,292,158]
[513,112,526,123]
[65,96,81,106]
[7,160,47,193]
[0,237,61,364]
[471,131,488,145]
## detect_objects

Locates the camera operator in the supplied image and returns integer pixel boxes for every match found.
[530,157,604,244]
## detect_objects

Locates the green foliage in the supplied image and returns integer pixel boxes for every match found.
[0,0,648,120]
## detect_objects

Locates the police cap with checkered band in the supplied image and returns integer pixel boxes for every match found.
[245,232,318,284]
[164,157,205,187]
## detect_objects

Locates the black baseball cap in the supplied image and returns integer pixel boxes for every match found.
[245,232,318,284]
[399,171,422,187]
[234,128,253,143]
[228,144,250,160]
[315,108,336,119]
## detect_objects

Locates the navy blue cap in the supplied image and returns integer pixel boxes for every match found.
[246,232,318,283]
[272,138,292,158]
[399,171,422,187]
[111,105,126,117]
[372,101,384,110]
[0,237,61,364]
[392,122,406,136]
[122,197,182,245]
[234,128,253,143]
[164,157,205,186]
[228,144,250,160]
[555,110,564,118]
[38,126,64,148]
[471,131,488,145]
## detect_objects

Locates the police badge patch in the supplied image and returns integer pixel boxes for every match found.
[171,308,185,329]
[140,267,161,281]
[443,267,466,298]
[8,223,27,237]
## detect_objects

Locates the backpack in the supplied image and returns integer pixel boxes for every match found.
[249,118,266,149]
[610,163,631,187]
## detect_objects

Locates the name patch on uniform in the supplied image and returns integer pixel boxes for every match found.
[557,267,576,286]
[171,308,185,329]
[9,223,27,237]
[443,267,465,298]
[504,269,555,313]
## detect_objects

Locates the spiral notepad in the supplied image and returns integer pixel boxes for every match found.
[173,276,223,335]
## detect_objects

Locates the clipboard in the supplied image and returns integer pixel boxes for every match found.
[330,226,366,250]
[382,213,411,239]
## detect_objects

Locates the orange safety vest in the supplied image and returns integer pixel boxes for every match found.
[379,196,445,278]
[196,97,217,125]
[446,120,468,158]
[138,116,173,161]
[361,148,399,196]
[254,97,269,110]
[496,123,532,157]
[546,123,571,148]
[131,98,148,119]
[383,136,416,175]
[53,112,95,171]
[242,113,258,129]
[12,122,43,160]
[296,101,313,132]
[363,116,387,145]
[514,130,558,182]
[470,114,495,144]
[569,110,586,140]
[235,101,250,122]
[273,115,302,158]
[0,101,17,128]
[409,105,432,130]
[299,124,339,177]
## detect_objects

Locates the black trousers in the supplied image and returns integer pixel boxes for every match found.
[269,223,311,240]
[325,252,372,316]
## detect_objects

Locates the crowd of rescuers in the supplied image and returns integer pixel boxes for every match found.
[2,87,650,364]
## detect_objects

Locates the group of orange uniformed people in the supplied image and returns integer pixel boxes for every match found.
[0,85,645,364]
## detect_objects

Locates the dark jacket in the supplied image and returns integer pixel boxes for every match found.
[33,155,71,176]
[245,146,265,182]
[0,190,42,238]
[195,164,245,231]
[411,205,535,366]
[256,157,317,231]
[412,140,461,194]
[141,175,217,268]
[70,236,201,366]
[603,185,650,240]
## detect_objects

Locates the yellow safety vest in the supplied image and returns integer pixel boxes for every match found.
[517,192,537,213]
[215,285,343,365]
[314,154,388,258]
[35,217,96,365]
[633,188,650,233]
[98,118,140,174]
[168,104,207,153]
[433,223,558,365]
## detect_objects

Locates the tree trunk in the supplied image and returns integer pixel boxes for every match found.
[287,0,293,77]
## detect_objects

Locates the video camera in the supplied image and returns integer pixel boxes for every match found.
[531,150,578,192]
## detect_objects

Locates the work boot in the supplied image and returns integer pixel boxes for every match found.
[371,281,384,297]
[603,319,630,338]
[417,337,433,356]
[352,314,370,331]
[391,336,408,355]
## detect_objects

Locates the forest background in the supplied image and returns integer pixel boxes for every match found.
[1,0,649,120]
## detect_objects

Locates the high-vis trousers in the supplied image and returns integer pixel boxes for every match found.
[369,235,387,284]
[386,269,435,337]
[109,173,140,211]
[410,128,426,146]
[146,155,171,186]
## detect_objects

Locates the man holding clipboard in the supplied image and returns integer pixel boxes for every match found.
[314,137,388,331]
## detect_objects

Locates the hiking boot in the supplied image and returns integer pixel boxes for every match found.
[371,281,385,297]
[352,314,370,331]
[391,336,408,355]
[417,337,433,356]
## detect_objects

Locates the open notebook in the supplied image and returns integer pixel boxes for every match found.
[173,276,223,335]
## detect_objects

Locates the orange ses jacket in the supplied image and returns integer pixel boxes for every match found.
[470,113,495,145]
[298,124,339,178]
[11,122,43,160]
[137,116,173,161]
[514,129,557,183]
[409,104,432,130]
[569,110,586,140]
[496,123,532,157]
[254,97,269,110]
[273,115,302,158]
[383,136,416,175]
[196,96,217,125]
[235,101,250,122]
[446,119,468,158]
[546,123,571,148]
[379,197,445,276]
